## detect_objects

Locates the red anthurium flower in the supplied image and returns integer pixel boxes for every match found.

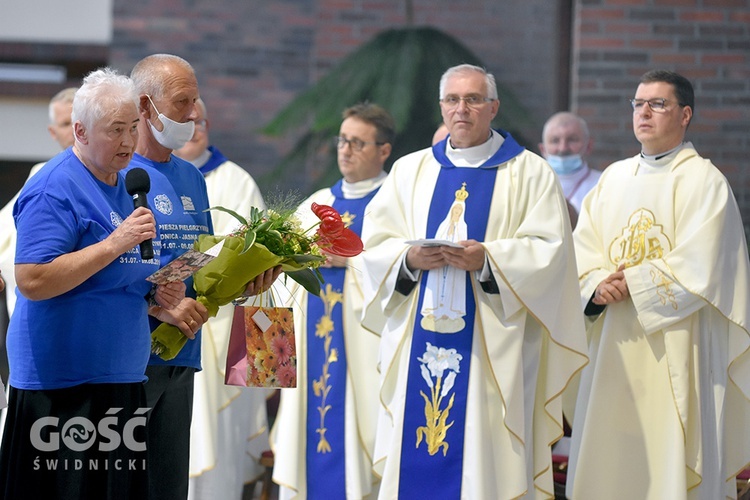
[311,202,364,257]
[311,203,344,237]
[312,203,344,237]
[324,228,364,257]
[320,216,344,239]
[311,202,339,220]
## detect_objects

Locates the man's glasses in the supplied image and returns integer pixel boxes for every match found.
[334,136,384,152]
[629,98,673,113]
[439,94,494,109]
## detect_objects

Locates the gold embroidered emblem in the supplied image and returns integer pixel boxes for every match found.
[415,342,462,456]
[609,208,672,268]
[341,211,355,228]
[650,268,679,310]
[312,284,342,453]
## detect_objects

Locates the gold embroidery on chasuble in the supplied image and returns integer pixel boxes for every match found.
[650,268,679,310]
[340,211,355,228]
[608,208,672,268]
[415,343,463,456]
[312,284,342,453]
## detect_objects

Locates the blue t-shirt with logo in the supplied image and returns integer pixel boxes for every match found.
[126,153,213,370]
[8,149,160,390]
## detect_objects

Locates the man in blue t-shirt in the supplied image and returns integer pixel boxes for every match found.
[129,54,279,500]
[129,54,212,500]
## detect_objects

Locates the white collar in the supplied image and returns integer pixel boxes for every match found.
[187,148,212,168]
[638,142,690,172]
[446,130,505,168]
[341,170,387,199]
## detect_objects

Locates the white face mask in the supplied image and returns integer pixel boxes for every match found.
[546,153,584,175]
[146,95,195,151]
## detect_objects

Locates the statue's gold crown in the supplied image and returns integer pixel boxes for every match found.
[455,182,469,202]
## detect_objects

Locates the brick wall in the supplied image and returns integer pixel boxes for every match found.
[110,0,564,193]
[572,0,750,227]
[110,1,749,225]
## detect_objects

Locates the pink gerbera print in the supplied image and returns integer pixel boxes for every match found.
[276,362,297,387]
[270,335,293,365]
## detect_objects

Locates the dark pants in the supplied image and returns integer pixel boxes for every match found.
[144,365,196,500]
[0,383,148,500]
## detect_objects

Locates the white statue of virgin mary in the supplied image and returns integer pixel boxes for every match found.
[420,183,468,333]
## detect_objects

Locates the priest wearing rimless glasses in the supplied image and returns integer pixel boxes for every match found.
[360,63,588,499]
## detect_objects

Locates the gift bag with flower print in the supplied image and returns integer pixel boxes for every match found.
[225,304,297,388]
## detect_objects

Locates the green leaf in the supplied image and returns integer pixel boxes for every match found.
[250,206,263,224]
[205,205,248,226]
[287,254,326,265]
[241,229,257,254]
[254,220,272,232]
[286,268,323,296]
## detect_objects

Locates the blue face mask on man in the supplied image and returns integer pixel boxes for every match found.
[546,154,584,175]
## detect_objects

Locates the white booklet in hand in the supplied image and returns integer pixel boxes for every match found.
[405,239,463,248]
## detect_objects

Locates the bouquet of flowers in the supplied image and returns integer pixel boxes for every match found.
[151,202,363,360]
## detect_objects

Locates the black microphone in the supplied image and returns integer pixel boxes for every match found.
[125,167,154,260]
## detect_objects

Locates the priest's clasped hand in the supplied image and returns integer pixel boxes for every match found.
[406,239,485,271]
[592,264,629,305]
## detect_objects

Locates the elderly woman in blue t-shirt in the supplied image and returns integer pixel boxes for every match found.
[0,67,184,500]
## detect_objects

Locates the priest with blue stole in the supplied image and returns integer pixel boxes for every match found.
[360,64,589,499]
[271,102,395,499]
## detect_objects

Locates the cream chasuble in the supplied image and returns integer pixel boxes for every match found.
[567,146,750,500]
[271,184,382,499]
[361,131,588,499]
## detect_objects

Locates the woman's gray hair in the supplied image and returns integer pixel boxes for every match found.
[71,67,138,130]
[439,64,498,100]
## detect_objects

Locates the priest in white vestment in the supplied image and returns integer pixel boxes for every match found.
[567,69,750,500]
[360,64,588,499]
[271,103,395,499]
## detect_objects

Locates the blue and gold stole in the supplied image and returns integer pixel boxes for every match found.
[398,132,523,499]
[306,180,380,498]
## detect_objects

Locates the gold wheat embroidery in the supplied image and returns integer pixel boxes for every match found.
[415,342,462,456]
[651,268,678,310]
[312,284,342,453]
